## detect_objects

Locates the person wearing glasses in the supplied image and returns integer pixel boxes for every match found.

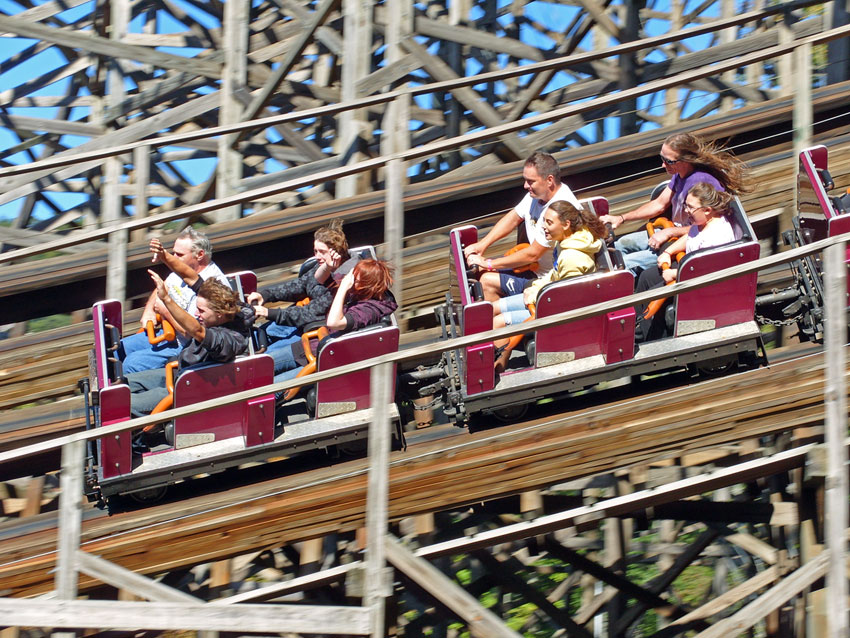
[634,183,737,342]
[599,133,751,275]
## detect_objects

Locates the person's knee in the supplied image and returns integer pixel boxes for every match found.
[615,231,648,254]
[480,273,502,302]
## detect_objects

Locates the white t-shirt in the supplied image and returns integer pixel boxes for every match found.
[163,261,230,345]
[685,216,735,254]
[513,183,582,273]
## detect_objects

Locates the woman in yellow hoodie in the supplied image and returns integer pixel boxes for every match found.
[492,200,607,329]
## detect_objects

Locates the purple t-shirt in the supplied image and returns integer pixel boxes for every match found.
[669,171,724,226]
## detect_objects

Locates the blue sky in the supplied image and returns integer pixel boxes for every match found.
[0,0,729,223]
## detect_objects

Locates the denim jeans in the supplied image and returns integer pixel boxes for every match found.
[263,323,303,374]
[614,230,658,275]
[119,330,183,374]
[498,292,532,325]
[126,368,169,417]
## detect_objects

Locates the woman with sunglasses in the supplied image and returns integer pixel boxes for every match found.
[634,183,736,342]
[599,133,751,275]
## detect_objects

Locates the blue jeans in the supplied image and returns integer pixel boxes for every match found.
[263,323,303,374]
[614,230,658,275]
[120,330,182,374]
[498,293,532,325]
[127,368,168,417]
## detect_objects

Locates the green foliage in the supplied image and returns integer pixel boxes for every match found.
[28,314,72,333]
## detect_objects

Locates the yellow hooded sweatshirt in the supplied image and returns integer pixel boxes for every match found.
[527,228,602,301]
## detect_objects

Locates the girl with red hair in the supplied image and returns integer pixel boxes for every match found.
[274,259,397,384]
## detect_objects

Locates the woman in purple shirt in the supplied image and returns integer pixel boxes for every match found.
[274,259,397,384]
[599,133,752,275]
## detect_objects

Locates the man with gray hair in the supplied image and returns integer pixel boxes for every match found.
[119,227,231,374]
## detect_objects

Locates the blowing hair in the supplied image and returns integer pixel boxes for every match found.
[314,218,350,262]
[197,279,239,321]
[349,259,393,302]
[177,227,213,263]
[664,133,753,195]
[549,200,607,240]
[524,151,561,185]
[688,182,734,216]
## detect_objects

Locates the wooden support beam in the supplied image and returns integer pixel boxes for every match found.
[543,537,700,626]
[20,474,45,518]
[385,535,523,638]
[472,549,593,638]
[693,552,829,638]
[215,0,248,222]
[0,14,222,78]
[612,528,720,635]
[823,240,848,637]
[399,36,528,162]
[365,363,393,637]
[77,551,202,603]
[0,598,372,634]
[55,440,85,600]
[240,0,340,125]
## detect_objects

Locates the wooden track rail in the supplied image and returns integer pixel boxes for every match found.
[2,79,850,323]
[0,102,848,421]
[0,350,838,597]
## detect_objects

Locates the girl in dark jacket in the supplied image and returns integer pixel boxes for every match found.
[274,259,397,384]
[247,219,358,374]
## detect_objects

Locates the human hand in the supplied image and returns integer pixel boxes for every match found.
[523,288,535,306]
[466,253,486,268]
[252,304,269,318]
[148,269,168,301]
[648,229,669,251]
[328,248,343,271]
[247,292,264,306]
[140,308,157,328]
[149,237,166,263]
[662,268,678,283]
[339,270,355,292]
[600,214,622,230]
[657,252,672,268]
[463,242,484,258]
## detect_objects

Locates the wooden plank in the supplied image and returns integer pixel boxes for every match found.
[0,598,371,634]
[823,240,849,635]
[55,440,84,600]
[413,16,544,62]
[0,15,221,79]
[77,551,202,603]
[399,36,528,162]
[693,552,829,638]
[385,535,523,638]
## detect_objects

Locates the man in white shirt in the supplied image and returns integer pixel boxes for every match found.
[119,227,231,374]
[464,152,582,301]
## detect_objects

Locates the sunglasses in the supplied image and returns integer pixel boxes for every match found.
[660,154,679,165]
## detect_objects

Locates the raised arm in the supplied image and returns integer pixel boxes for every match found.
[148,269,205,342]
[150,238,199,287]
[325,270,354,331]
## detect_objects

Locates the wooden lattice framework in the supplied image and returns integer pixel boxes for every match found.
[0,0,848,286]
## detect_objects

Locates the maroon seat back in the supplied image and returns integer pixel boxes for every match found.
[315,324,400,417]
[535,270,635,366]
[171,354,275,448]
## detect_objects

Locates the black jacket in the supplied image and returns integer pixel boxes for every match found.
[258,264,334,330]
[177,304,254,370]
